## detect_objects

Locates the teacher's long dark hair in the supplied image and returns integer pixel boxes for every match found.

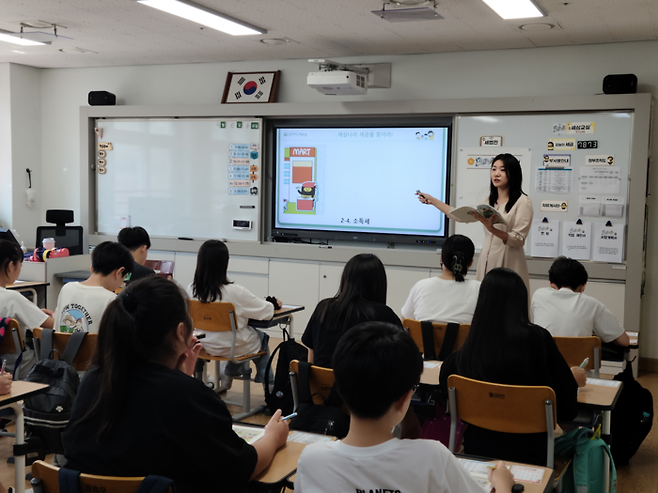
[78,276,193,438]
[488,153,526,213]
[455,268,534,384]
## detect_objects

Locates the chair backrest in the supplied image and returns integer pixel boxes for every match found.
[289,359,336,406]
[36,226,84,255]
[188,300,237,333]
[144,260,175,278]
[402,319,470,357]
[32,328,98,371]
[553,336,601,377]
[447,374,556,468]
[0,318,25,354]
[31,460,173,493]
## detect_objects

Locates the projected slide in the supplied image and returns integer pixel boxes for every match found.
[274,127,449,237]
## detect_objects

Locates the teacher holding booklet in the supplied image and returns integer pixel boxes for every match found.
[417,153,533,292]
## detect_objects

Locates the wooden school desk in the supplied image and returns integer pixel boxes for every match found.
[7,281,50,308]
[248,304,305,329]
[0,381,50,493]
[457,455,555,493]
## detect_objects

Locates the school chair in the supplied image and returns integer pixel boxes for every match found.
[402,319,470,360]
[144,260,175,279]
[189,300,267,421]
[32,328,98,372]
[31,460,174,493]
[289,359,336,408]
[0,318,25,362]
[447,375,557,469]
[553,336,601,378]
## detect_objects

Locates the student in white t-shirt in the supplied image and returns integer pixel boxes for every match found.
[295,321,517,493]
[0,240,55,377]
[531,256,630,346]
[401,234,480,324]
[54,242,133,334]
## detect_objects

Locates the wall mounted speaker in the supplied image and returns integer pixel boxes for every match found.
[88,90,117,105]
[603,74,637,94]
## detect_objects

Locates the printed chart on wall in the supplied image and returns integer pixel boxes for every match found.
[95,118,262,241]
[455,113,632,263]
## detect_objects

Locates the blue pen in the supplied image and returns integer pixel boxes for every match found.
[280,412,297,422]
[579,357,589,369]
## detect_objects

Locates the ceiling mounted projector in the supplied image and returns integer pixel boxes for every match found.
[307,70,367,96]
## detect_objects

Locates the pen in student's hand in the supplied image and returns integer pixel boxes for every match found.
[579,357,589,369]
[0,359,6,375]
[280,412,297,422]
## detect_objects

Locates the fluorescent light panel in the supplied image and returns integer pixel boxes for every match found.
[482,0,544,19]
[137,0,265,36]
[0,32,45,46]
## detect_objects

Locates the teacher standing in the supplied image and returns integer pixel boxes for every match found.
[417,153,533,292]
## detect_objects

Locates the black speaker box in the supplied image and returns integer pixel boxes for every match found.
[88,90,117,106]
[46,209,74,224]
[603,74,637,95]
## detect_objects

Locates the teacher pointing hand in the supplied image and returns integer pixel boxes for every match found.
[417,153,533,292]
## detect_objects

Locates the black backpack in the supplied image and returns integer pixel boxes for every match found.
[24,330,87,455]
[610,362,653,465]
[264,328,308,416]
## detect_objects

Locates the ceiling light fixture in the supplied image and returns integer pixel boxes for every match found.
[482,0,545,20]
[136,0,266,36]
[0,31,45,46]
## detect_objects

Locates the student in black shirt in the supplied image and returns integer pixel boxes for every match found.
[117,226,155,284]
[302,253,402,368]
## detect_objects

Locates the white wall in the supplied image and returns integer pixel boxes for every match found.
[0,64,11,229]
[15,39,658,357]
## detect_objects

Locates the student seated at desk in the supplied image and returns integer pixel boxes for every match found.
[439,268,586,466]
[187,239,280,389]
[531,256,630,347]
[302,253,401,368]
[401,234,480,323]
[63,277,288,493]
[0,240,54,378]
[117,226,156,284]
[295,321,516,493]
[54,242,133,333]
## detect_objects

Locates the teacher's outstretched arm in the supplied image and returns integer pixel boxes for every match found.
[416,191,452,216]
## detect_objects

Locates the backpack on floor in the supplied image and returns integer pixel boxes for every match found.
[610,362,654,465]
[264,328,308,416]
[24,329,87,455]
[555,428,617,493]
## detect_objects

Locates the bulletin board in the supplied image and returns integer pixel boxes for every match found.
[94,118,263,241]
[453,112,633,263]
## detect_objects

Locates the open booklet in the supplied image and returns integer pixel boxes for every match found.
[449,204,508,227]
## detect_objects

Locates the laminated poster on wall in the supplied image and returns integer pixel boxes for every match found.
[561,221,592,260]
[578,196,602,217]
[578,166,621,194]
[530,219,560,258]
[601,196,625,218]
[592,223,624,263]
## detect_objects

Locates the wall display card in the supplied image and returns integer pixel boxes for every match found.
[531,219,560,258]
[578,195,602,217]
[543,154,571,168]
[578,167,621,194]
[480,135,503,146]
[602,196,625,218]
[586,154,614,166]
[464,153,496,169]
[540,200,568,212]
[562,221,592,259]
[577,140,599,149]
[548,139,575,151]
[592,223,624,263]
[567,122,595,134]
[535,167,573,193]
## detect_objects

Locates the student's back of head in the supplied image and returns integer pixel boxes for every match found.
[333,321,422,419]
[192,239,232,302]
[441,234,475,282]
[0,239,23,277]
[83,276,193,437]
[117,226,151,251]
[91,241,134,277]
[548,256,588,290]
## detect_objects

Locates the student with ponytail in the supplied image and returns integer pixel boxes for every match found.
[63,276,288,493]
[401,234,480,324]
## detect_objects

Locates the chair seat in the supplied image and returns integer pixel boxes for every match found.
[197,348,267,363]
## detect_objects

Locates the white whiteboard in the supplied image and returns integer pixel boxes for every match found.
[454,112,633,258]
[95,118,262,241]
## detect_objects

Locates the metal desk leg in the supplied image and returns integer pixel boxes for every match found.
[9,402,26,493]
[602,409,612,492]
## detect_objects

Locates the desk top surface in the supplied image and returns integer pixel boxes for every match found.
[457,455,554,493]
[249,305,305,329]
[0,381,49,407]
[8,281,50,289]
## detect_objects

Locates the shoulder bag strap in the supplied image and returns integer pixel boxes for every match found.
[136,475,174,493]
[420,321,437,361]
[40,329,55,360]
[437,323,460,361]
[264,338,286,400]
[58,468,81,493]
[61,331,88,365]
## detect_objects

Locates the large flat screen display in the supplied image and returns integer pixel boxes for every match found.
[271,124,451,244]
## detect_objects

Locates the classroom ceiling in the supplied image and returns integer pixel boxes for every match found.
[0,0,656,69]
